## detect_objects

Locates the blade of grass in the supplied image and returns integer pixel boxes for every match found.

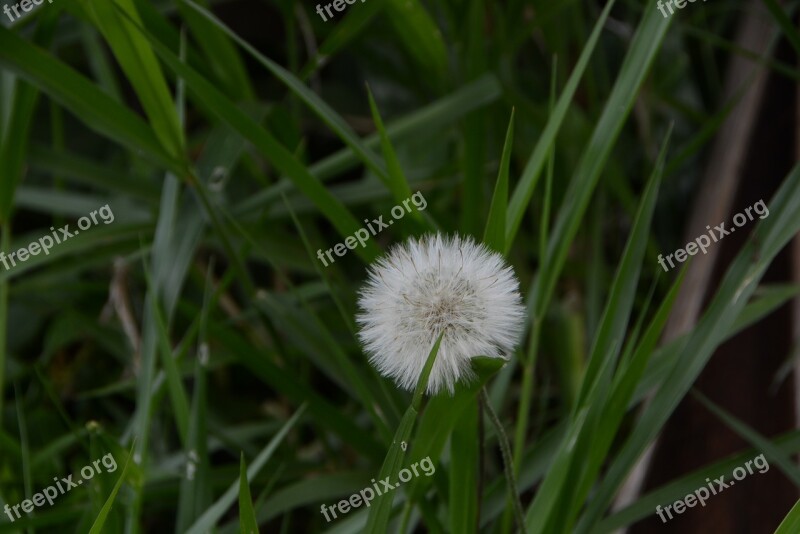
[505,0,621,250]
[775,498,800,534]
[483,109,514,254]
[239,454,260,534]
[300,1,382,77]
[692,391,800,486]
[282,194,404,424]
[176,265,214,531]
[141,260,190,445]
[482,388,525,532]
[185,405,306,534]
[0,225,8,424]
[0,6,59,222]
[459,0,487,237]
[176,0,253,99]
[211,322,384,461]
[595,429,800,532]
[87,443,135,534]
[566,268,685,534]
[405,357,505,500]
[540,57,557,262]
[365,84,420,216]
[383,0,448,88]
[450,400,479,534]
[256,292,393,442]
[13,385,32,503]
[763,0,800,56]
[82,0,185,161]
[0,28,184,175]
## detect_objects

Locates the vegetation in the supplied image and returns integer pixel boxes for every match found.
[0,0,798,532]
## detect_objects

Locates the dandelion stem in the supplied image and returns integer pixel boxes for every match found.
[481,387,525,532]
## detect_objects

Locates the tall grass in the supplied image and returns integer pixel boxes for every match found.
[0,0,798,532]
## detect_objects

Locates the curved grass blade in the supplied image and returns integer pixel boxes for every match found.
[0,7,59,222]
[81,0,185,161]
[301,4,382,77]
[0,29,183,175]
[693,391,800,486]
[211,322,384,461]
[141,260,190,445]
[233,74,502,217]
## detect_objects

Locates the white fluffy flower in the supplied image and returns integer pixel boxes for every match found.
[357,234,526,395]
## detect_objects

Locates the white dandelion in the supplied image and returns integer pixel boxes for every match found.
[357,233,526,395]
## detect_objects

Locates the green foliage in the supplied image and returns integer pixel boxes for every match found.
[0,0,798,532]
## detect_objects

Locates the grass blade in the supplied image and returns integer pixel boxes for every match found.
[365,84,418,212]
[483,109,514,254]
[0,28,183,174]
[693,391,800,486]
[596,430,800,532]
[238,453,260,534]
[185,405,306,534]
[82,0,185,160]
[87,443,135,534]
[775,498,800,534]
[505,0,621,250]
[450,400,479,534]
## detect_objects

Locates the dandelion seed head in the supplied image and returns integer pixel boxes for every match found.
[357,234,526,395]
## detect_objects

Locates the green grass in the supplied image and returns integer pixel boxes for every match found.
[0,0,799,532]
